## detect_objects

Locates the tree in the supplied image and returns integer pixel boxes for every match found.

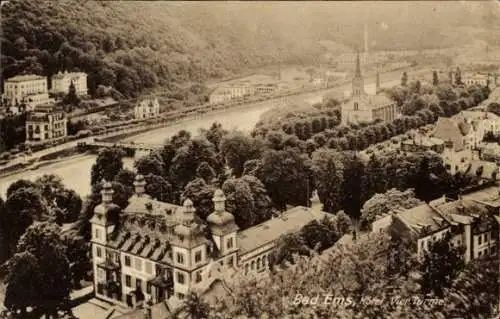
[90,147,125,185]
[196,161,216,184]
[455,66,462,85]
[54,188,83,224]
[199,122,228,151]
[401,72,408,86]
[6,222,72,317]
[184,292,211,319]
[4,187,48,259]
[6,179,37,198]
[134,152,165,177]
[222,178,255,229]
[63,81,80,106]
[113,169,136,189]
[4,251,41,316]
[257,149,312,210]
[144,174,172,202]
[268,233,310,269]
[300,217,339,253]
[241,175,273,224]
[486,102,500,117]
[170,138,220,195]
[311,149,344,213]
[181,178,216,220]
[220,131,263,177]
[360,188,423,231]
[419,234,465,298]
[335,211,353,235]
[340,153,365,219]
[432,70,439,86]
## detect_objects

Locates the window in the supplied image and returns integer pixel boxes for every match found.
[177,272,185,284]
[125,255,131,267]
[145,262,153,275]
[484,233,488,242]
[354,102,359,110]
[478,250,482,257]
[135,258,142,271]
[115,253,120,264]
[228,256,234,267]
[251,260,255,270]
[491,245,497,256]
[97,268,105,279]
[94,228,101,240]
[96,246,102,258]
[227,237,234,250]
[245,263,249,274]
[146,283,152,294]
[219,259,224,266]
[177,293,185,300]
[125,275,132,287]
[176,253,184,264]
[195,251,202,263]
[195,271,202,283]
[479,236,482,245]
[136,278,142,291]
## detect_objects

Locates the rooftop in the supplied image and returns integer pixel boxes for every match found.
[6,74,46,82]
[434,199,490,225]
[462,184,500,208]
[237,206,329,255]
[52,71,87,80]
[433,117,469,151]
[395,204,450,237]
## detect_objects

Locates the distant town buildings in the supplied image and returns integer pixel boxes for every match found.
[25,104,67,142]
[134,97,160,119]
[462,73,489,86]
[91,176,330,310]
[209,80,277,105]
[2,74,51,109]
[341,53,400,125]
[401,134,444,153]
[51,71,88,96]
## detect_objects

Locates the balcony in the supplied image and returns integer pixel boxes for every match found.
[97,280,123,302]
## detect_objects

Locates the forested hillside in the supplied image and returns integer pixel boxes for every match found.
[2,1,498,98]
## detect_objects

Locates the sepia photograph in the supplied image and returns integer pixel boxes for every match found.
[0,1,499,318]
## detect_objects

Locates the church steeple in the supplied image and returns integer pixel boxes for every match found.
[352,51,365,98]
[355,52,362,78]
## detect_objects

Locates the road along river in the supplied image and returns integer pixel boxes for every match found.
[0,67,429,197]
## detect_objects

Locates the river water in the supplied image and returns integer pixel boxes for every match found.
[0,70,410,198]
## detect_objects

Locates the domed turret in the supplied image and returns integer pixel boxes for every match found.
[207,189,235,226]
[101,180,114,204]
[174,198,202,238]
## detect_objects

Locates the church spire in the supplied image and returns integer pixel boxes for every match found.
[355,51,362,78]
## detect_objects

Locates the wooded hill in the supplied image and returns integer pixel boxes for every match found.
[2,1,498,98]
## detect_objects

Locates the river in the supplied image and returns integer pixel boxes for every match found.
[0,67,426,198]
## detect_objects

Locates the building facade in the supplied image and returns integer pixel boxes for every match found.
[91,176,329,310]
[341,53,399,125]
[134,98,160,119]
[388,191,499,263]
[3,74,50,108]
[51,71,88,96]
[26,104,67,142]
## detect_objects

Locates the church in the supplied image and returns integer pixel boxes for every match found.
[341,53,400,125]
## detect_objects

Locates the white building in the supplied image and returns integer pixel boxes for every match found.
[462,73,489,86]
[3,74,50,109]
[26,104,67,142]
[134,98,160,119]
[51,71,88,96]
[91,176,330,309]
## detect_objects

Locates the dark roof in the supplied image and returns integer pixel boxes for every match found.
[6,74,45,82]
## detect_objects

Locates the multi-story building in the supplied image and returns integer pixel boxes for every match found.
[454,110,500,144]
[134,98,160,119]
[2,74,50,109]
[209,87,233,105]
[388,193,499,263]
[462,73,489,86]
[25,104,67,142]
[341,53,400,125]
[91,176,329,310]
[50,71,88,96]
